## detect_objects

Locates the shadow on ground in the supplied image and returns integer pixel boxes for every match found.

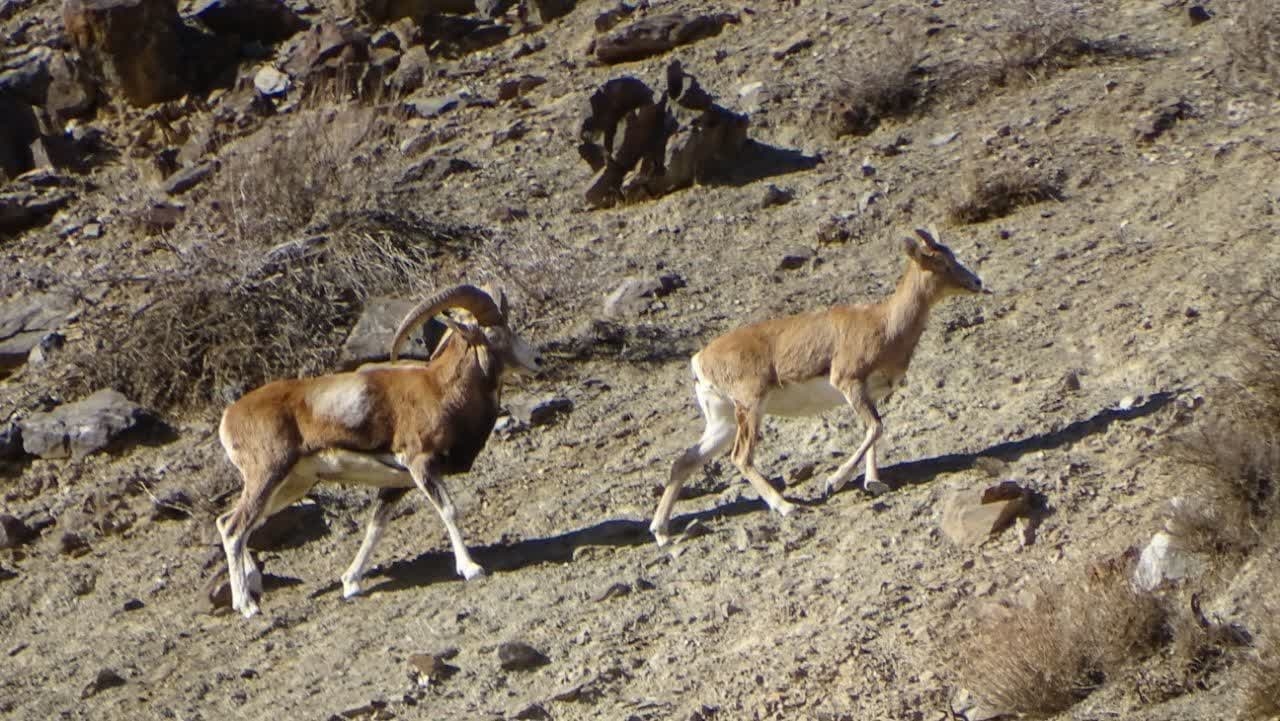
[361,392,1181,595]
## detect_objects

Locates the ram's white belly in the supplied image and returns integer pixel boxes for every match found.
[764,378,847,417]
[291,449,413,489]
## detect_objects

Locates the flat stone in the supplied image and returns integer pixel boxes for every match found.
[162,161,215,195]
[507,396,573,427]
[1,292,74,370]
[497,641,549,671]
[940,481,1030,546]
[340,296,446,366]
[19,389,154,460]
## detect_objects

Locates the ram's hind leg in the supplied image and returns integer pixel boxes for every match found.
[341,487,409,599]
[651,382,735,546]
[216,459,294,619]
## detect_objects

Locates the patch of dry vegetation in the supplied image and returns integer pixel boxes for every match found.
[1244,600,1280,719]
[960,561,1167,716]
[1224,0,1280,93]
[59,108,489,413]
[947,162,1065,224]
[985,0,1095,83]
[1167,289,1280,556]
[817,33,923,138]
[66,212,480,412]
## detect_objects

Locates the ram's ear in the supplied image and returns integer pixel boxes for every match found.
[901,235,926,261]
[481,285,509,319]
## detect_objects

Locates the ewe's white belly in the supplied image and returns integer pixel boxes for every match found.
[292,449,413,489]
[764,378,846,417]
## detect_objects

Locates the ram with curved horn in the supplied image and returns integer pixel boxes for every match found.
[215,284,543,618]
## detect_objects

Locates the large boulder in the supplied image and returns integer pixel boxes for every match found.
[62,0,235,106]
[589,13,738,65]
[339,296,447,368]
[580,61,748,208]
[191,0,306,45]
[19,389,157,460]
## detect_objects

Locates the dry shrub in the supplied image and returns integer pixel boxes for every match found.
[986,0,1095,83]
[66,212,481,412]
[948,163,1065,224]
[1168,289,1280,557]
[1224,0,1280,93]
[818,33,923,138]
[209,107,390,245]
[960,563,1167,717]
[1244,599,1280,719]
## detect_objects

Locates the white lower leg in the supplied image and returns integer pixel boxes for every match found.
[863,444,888,495]
[341,514,387,599]
[220,527,258,618]
[825,424,880,494]
[652,388,733,545]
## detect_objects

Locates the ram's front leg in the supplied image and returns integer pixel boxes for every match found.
[408,454,486,581]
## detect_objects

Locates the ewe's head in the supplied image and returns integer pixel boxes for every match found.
[390,285,544,374]
[903,227,985,296]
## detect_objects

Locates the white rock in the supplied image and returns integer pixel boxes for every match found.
[254,66,290,97]
[1133,531,1198,591]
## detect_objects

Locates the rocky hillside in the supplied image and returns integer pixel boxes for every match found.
[3,0,1280,719]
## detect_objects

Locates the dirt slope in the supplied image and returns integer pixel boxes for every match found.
[2,0,1279,719]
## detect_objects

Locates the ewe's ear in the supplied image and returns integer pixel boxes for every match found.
[902,235,928,261]
[914,226,943,251]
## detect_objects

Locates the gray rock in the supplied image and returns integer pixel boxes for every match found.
[0,422,23,460]
[408,650,459,686]
[80,668,126,699]
[19,389,153,460]
[603,273,685,317]
[761,184,794,208]
[192,0,306,44]
[508,396,573,427]
[0,291,72,368]
[340,296,447,367]
[0,514,32,549]
[405,94,459,119]
[771,31,812,60]
[253,65,290,96]
[778,247,815,270]
[162,161,216,195]
[497,641,550,671]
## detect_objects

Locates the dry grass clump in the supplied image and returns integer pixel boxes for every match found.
[960,562,1167,717]
[818,33,923,138]
[1243,600,1280,719]
[948,162,1065,224]
[985,0,1096,83]
[208,106,391,246]
[1224,0,1280,93]
[1167,289,1280,557]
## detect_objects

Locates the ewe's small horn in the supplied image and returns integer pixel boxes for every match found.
[389,285,503,361]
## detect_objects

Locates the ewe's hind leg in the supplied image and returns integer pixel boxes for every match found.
[651,382,735,546]
[731,403,796,516]
[409,455,484,581]
[341,487,409,599]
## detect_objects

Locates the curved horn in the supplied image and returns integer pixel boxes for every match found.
[390,285,504,361]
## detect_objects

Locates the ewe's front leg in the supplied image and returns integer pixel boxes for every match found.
[409,455,485,581]
[825,382,888,497]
